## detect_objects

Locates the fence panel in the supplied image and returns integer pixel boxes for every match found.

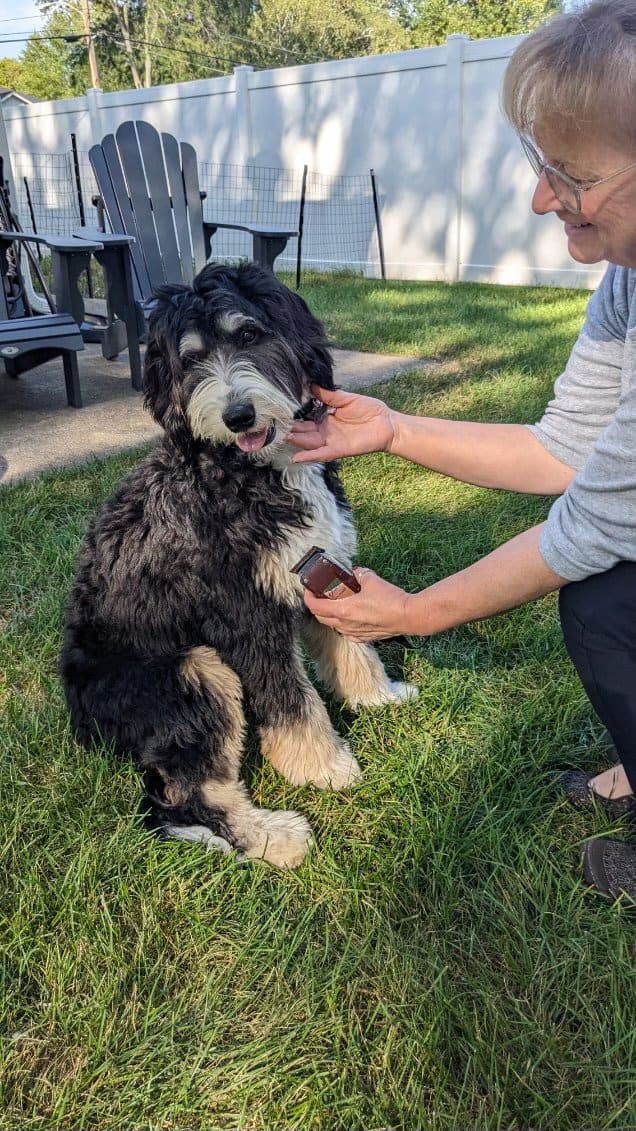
[9,148,385,281]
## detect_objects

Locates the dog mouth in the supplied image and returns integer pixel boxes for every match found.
[235,423,276,452]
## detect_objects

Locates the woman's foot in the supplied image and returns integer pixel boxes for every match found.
[558,763,635,819]
[582,838,636,907]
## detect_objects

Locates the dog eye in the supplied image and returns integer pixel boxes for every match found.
[238,326,259,347]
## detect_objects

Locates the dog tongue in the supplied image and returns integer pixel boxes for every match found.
[237,427,269,452]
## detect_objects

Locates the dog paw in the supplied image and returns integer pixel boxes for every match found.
[310,746,363,791]
[348,680,419,709]
[162,823,234,854]
[385,680,419,703]
[243,809,313,869]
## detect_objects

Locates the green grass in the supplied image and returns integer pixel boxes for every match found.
[2,277,634,1131]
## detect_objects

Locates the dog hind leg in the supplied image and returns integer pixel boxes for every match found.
[302,617,419,708]
[148,646,311,869]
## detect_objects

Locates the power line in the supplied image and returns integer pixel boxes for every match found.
[0,34,83,45]
[102,29,306,70]
[223,30,324,65]
[0,15,43,24]
[104,33,254,73]
[0,26,323,71]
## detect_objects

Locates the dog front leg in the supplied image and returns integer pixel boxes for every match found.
[255,645,362,791]
[302,616,418,709]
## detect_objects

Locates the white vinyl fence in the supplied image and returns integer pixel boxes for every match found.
[0,35,605,289]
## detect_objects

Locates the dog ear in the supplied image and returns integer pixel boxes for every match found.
[143,287,195,450]
[279,287,335,391]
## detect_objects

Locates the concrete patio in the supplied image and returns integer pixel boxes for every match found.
[0,343,428,483]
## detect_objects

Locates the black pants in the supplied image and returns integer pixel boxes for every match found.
[560,561,636,793]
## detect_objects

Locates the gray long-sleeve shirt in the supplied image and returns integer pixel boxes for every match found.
[529,263,636,581]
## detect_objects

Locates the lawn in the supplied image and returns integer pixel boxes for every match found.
[1,277,634,1131]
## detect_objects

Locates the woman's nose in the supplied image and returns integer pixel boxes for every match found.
[532,169,562,215]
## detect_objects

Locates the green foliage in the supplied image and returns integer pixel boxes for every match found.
[15,7,89,100]
[0,58,26,92]
[36,0,260,92]
[248,0,411,69]
[137,0,257,86]
[410,0,563,46]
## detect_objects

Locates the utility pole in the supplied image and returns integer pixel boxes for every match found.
[80,0,101,89]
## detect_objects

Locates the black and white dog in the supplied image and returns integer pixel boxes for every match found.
[61,264,415,868]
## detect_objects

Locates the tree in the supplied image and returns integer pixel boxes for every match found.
[0,58,27,93]
[36,0,258,91]
[13,8,89,100]
[409,0,563,46]
[247,0,410,69]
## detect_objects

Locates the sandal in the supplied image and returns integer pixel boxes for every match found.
[581,837,636,907]
[558,770,635,820]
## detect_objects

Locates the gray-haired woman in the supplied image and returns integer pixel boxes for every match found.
[289,0,636,906]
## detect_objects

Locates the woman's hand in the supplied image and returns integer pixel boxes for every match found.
[288,386,396,463]
[303,567,416,642]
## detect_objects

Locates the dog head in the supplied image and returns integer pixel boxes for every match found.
[143,263,334,464]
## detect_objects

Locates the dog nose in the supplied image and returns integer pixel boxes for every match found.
[222,402,256,432]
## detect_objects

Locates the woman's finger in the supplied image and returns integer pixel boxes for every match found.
[291,448,331,463]
[288,433,323,449]
[309,385,355,405]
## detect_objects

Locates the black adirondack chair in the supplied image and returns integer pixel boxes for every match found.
[0,161,102,408]
[76,120,298,389]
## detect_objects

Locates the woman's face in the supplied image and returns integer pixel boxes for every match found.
[531,138,636,267]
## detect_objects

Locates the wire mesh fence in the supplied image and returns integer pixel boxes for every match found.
[7,143,385,283]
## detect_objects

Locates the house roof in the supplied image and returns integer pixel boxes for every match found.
[0,87,38,104]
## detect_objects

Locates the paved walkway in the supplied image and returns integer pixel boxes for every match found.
[0,344,427,484]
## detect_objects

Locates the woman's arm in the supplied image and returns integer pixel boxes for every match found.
[290,387,576,495]
[303,524,567,642]
[388,416,576,495]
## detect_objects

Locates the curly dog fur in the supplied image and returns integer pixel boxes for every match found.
[61,264,415,868]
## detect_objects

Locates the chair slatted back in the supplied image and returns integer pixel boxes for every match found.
[89,120,204,301]
[181,141,207,272]
[90,136,151,301]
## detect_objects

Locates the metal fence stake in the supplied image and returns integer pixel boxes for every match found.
[370,169,386,281]
[295,164,308,289]
[71,132,93,298]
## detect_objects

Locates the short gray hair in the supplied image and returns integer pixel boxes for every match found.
[502,0,636,153]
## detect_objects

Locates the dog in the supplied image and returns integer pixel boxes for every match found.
[61,263,416,869]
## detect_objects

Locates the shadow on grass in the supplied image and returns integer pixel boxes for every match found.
[301,275,588,382]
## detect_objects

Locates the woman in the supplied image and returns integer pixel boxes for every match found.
[289,0,636,906]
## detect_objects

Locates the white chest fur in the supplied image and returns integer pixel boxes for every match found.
[255,464,357,605]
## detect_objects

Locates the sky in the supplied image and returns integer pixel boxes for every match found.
[0,3,45,61]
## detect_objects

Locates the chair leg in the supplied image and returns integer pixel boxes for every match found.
[124,305,143,391]
[252,235,289,272]
[95,245,143,391]
[62,351,82,408]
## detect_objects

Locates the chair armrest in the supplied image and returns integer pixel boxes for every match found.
[0,229,104,253]
[72,228,135,247]
[203,220,298,238]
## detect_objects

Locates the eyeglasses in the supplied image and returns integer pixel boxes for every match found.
[519,135,636,214]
